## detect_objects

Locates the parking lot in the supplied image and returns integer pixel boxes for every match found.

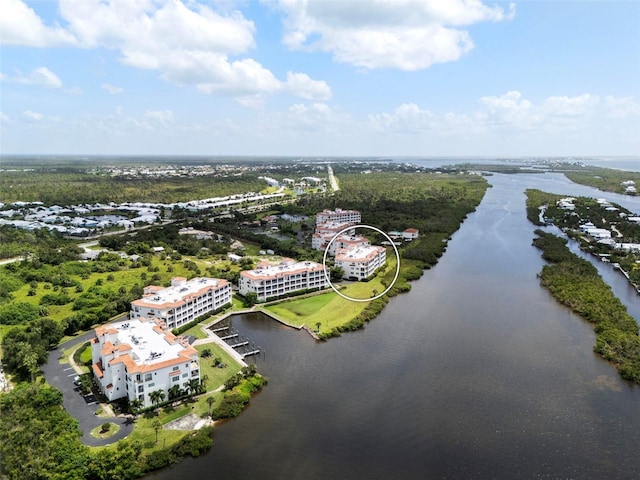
[40,332,134,446]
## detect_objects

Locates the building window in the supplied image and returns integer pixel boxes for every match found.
[144,373,152,382]
[182,373,188,378]
[172,376,179,382]
[138,385,144,393]
[172,366,179,371]
[148,383,154,388]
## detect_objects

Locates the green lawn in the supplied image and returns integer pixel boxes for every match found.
[195,343,243,391]
[263,254,412,334]
[265,285,377,333]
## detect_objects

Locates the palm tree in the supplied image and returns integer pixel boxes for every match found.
[168,384,182,401]
[129,398,143,419]
[149,389,165,411]
[187,378,201,397]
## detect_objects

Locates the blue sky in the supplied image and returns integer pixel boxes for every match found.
[1,0,638,157]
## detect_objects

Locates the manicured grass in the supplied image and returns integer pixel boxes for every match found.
[90,422,120,439]
[79,344,92,363]
[195,343,243,391]
[266,291,368,333]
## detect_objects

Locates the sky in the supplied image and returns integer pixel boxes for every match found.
[0,0,639,157]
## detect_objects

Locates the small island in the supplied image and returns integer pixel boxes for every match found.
[526,189,640,384]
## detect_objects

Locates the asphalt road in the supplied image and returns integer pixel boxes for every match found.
[40,331,134,447]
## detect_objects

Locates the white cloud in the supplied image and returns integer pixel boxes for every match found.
[22,110,44,121]
[368,103,436,132]
[542,94,599,117]
[0,0,77,47]
[285,72,331,100]
[258,102,351,135]
[276,0,515,70]
[368,91,619,137]
[145,110,174,124]
[478,90,539,129]
[0,112,10,123]
[42,0,325,103]
[1,66,63,88]
[604,95,640,119]
[102,83,123,95]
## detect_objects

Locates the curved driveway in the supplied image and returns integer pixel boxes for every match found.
[41,331,134,446]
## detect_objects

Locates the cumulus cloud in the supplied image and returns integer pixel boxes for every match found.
[368,91,614,135]
[284,72,331,100]
[22,110,44,121]
[368,103,436,132]
[102,83,123,95]
[479,90,539,128]
[0,0,77,46]
[0,112,10,123]
[39,0,325,103]
[1,66,63,88]
[276,0,515,70]
[542,94,599,117]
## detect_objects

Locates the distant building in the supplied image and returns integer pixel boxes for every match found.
[239,259,327,302]
[402,228,419,240]
[130,277,232,330]
[316,208,361,225]
[91,317,200,408]
[334,245,387,281]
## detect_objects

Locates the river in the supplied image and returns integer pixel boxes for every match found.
[148,172,640,480]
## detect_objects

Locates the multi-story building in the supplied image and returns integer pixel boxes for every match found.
[311,221,357,252]
[334,245,387,281]
[91,317,200,408]
[130,277,231,330]
[239,258,328,302]
[316,208,361,225]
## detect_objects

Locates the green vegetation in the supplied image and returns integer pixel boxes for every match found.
[0,168,266,205]
[563,166,640,195]
[0,160,488,478]
[532,230,640,383]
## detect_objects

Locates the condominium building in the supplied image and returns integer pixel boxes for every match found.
[334,245,387,281]
[91,317,200,408]
[239,258,328,302]
[130,277,232,330]
[316,208,361,225]
[315,233,371,255]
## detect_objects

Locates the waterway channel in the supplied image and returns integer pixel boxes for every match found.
[148,172,640,479]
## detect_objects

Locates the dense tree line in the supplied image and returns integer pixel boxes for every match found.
[0,169,266,204]
[0,225,81,260]
[0,383,214,480]
[532,230,640,383]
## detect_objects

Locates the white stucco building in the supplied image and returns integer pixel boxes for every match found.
[316,208,361,225]
[239,258,328,301]
[130,277,232,330]
[91,317,200,407]
[335,245,387,281]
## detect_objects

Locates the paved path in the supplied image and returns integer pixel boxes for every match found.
[41,332,134,446]
[328,165,339,192]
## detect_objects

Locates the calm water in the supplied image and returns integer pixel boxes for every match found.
[149,173,640,480]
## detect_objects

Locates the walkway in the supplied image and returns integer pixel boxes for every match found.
[328,165,339,192]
